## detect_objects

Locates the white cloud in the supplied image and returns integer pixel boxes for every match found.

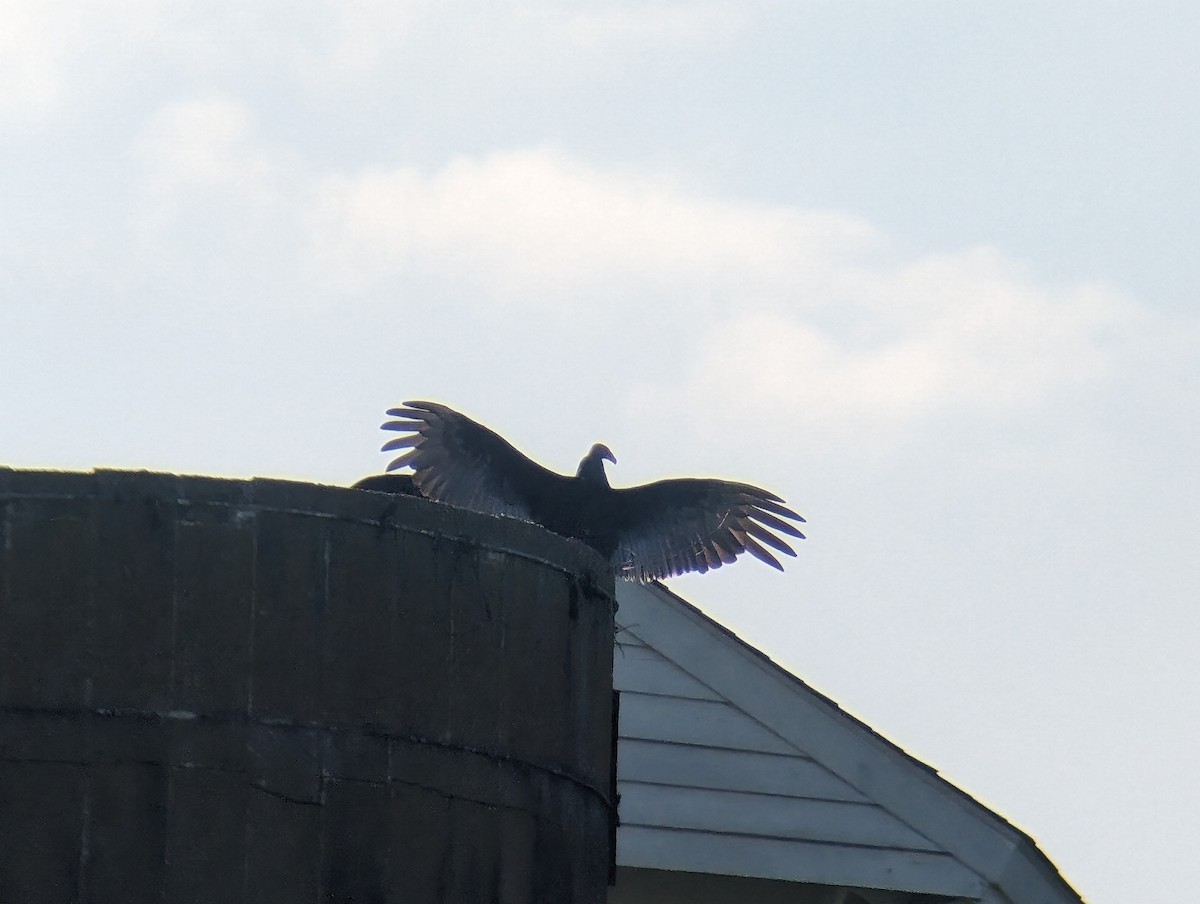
[136,99,259,189]
[0,3,75,124]
[317,0,422,76]
[642,268,1133,440]
[304,148,1136,434]
[0,1,161,127]
[308,147,880,299]
[3,1,740,117]
[313,1,744,80]
[122,115,1140,437]
[551,3,744,50]
[131,97,302,238]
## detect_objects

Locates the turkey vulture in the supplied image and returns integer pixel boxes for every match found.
[379,401,805,582]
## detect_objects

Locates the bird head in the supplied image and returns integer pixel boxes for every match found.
[576,443,616,485]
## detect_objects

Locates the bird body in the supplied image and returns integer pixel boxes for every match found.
[380,401,805,582]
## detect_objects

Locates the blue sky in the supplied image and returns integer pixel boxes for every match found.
[4,3,1198,899]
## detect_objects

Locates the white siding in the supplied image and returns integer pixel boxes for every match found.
[611,582,1082,904]
[618,740,866,802]
[620,691,798,755]
[620,784,940,852]
[615,828,982,899]
[614,643,719,700]
[612,624,957,894]
[608,866,911,904]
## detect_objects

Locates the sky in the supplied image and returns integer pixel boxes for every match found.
[3,2,1198,899]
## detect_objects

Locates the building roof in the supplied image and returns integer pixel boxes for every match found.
[611,581,1083,904]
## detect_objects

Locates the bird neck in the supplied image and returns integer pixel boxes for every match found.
[576,455,611,487]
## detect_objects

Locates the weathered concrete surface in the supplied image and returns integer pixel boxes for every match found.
[0,468,616,904]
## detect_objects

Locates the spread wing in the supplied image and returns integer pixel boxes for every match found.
[607,479,805,582]
[381,400,564,519]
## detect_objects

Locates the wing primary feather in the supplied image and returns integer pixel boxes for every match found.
[743,521,798,556]
[710,536,740,565]
[721,533,746,555]
[386,448,421,471]
[753,498,806,522]
[747,508,806,538]
[402,400,451,414]
[384,408,431,420]
[381,435,421,452]
[753,487,786,503]
[742,536,785,571]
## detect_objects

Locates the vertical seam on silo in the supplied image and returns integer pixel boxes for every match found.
[447,544,456,741]
[243,508,260,902]
[322,529,331,715]
[162,767,175,896]
[1,502,9,606]
[316,526,333,900]
[83,492,96,709]
[386,532,401,785]
[77,769,92,904]
[241,779,251,902]
[316,769,328,900]
[168,517,179,697]
[246,511,258,717]
[317,724,329,898]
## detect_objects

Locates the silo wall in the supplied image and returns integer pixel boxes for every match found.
[0,469,616,904]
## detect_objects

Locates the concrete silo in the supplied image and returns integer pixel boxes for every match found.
[0,469,615,904]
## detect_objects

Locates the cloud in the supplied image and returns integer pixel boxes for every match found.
[135,99,262,191]
[0,1,161,128]
[547,3,744,50]
[123,109,1140,437]
[311,1,744,84]
[0,1,742,125]
[130,97,304,249]
[305,148,1136,434]
[0,3,75,124]
[315,1,423,76]
[640,265,1134,441]
[308,147,880,300]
